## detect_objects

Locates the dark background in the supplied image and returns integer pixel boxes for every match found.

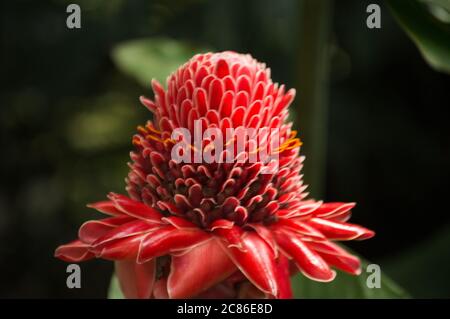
[1,0,449,298]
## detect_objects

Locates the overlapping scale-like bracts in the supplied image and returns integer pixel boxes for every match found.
[55,52,374,299]
[128,51,299,229]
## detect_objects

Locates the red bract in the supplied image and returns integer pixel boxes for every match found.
[55,51,374,299]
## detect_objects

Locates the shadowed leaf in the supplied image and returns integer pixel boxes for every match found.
[112,38,210,86]
[292,253,409,298]
[388,0,450,73]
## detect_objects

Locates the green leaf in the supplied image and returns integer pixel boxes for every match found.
[108,274,124,299]
[387,0,450,73]
[111,37,210,86]
[291,256,410,299]
[422,0,450,12]
[383,225,450,298]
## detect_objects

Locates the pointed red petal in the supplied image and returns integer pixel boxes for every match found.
[219,91,233,118]
[273,230,336,282]
[214,59,230,78]
[211,221,245,251]
[209,79,224,110]
[194,88,208,116]
[307,241,362,275]
[307,218,375,241]
[274,254,293,299]
[54,240,95,262]
[313,202,355,222]
[137,226,211,263]
[95,234,143,260]
[91,220,158,247]
[167,238,236,298]
[247,223,278,257]
[220,232,280,297]
[273,218,326,241]
[78,216,134,244]
[115,259,156,299]
[139,95,157,113]
[108,193,163,222]
[87,200,123,216]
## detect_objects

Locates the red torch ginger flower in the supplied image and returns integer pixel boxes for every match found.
[55,51,374,299]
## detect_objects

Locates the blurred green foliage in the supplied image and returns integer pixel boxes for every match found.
[384,224,450,298]
[293,256,409,298]
[112,38,210,86]
[388,0,450,73]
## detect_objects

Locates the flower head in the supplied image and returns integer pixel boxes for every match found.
[55,51,374,299]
